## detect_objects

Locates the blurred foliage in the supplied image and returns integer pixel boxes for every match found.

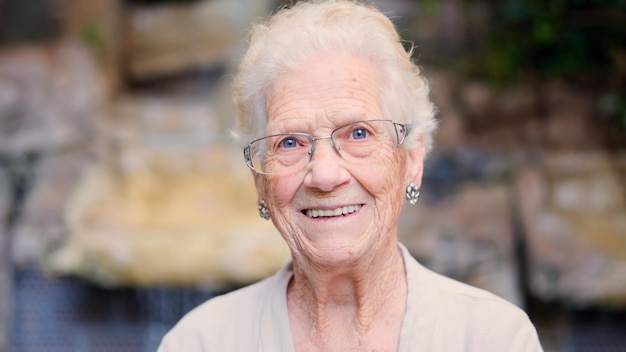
[463,0,626,126]
[80,23,107,59]
[478,0,625,81]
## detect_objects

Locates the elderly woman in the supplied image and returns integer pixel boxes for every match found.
[158,1,543,351]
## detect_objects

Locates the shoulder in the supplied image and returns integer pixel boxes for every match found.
[402,244,528,321]
[402,248,542,351]
[174,279,266,331]
[158,268,289,352]
[424,266,532,326]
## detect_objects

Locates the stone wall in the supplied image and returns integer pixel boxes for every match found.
[518,152,626,306]
[412,69,626,307]
[0,42,104,265]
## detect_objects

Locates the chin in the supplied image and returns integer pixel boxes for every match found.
[300,236,377,268]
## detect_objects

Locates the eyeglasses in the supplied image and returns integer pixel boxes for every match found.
[243,119,411,175]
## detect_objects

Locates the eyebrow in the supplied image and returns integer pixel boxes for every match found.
[266,117,315,135]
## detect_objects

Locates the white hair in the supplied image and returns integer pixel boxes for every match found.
[233,0,437,152]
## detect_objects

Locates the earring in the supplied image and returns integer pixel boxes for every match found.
[258,200,270,220]
[405,182,420,205]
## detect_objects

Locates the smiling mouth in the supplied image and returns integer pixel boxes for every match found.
[303,204,363,218]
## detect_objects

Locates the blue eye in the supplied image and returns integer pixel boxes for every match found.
[351,128,368,140]
[280,137,298,148]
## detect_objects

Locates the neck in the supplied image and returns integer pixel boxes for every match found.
[287,243,407,350]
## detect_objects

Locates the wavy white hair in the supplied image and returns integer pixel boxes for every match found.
[233,0,437,152]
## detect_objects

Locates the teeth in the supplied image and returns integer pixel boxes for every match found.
[306,205,361,218]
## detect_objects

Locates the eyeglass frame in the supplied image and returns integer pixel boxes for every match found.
[243,119,413,175]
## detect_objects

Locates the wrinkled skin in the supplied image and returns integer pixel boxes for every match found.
[254,52,425,351]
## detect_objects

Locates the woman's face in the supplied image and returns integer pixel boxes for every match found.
[257,53,424,266]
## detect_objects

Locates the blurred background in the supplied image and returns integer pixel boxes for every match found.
[0,0,625,351]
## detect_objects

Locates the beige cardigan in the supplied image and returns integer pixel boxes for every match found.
[158,244,543,351]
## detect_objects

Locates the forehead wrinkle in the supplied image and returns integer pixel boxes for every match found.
[269,84,380,125]
[265,53,383,133]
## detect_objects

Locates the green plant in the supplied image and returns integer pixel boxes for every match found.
[465,0,626,127]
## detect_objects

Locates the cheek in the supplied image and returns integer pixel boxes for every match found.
[263,173,302,210]
[360,150,407,200]
[363,153,408,233]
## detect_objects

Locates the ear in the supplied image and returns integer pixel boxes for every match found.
[253,172,265,203]
[405,136,426,189]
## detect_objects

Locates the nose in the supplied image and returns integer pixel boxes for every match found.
[304,138,350,192]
